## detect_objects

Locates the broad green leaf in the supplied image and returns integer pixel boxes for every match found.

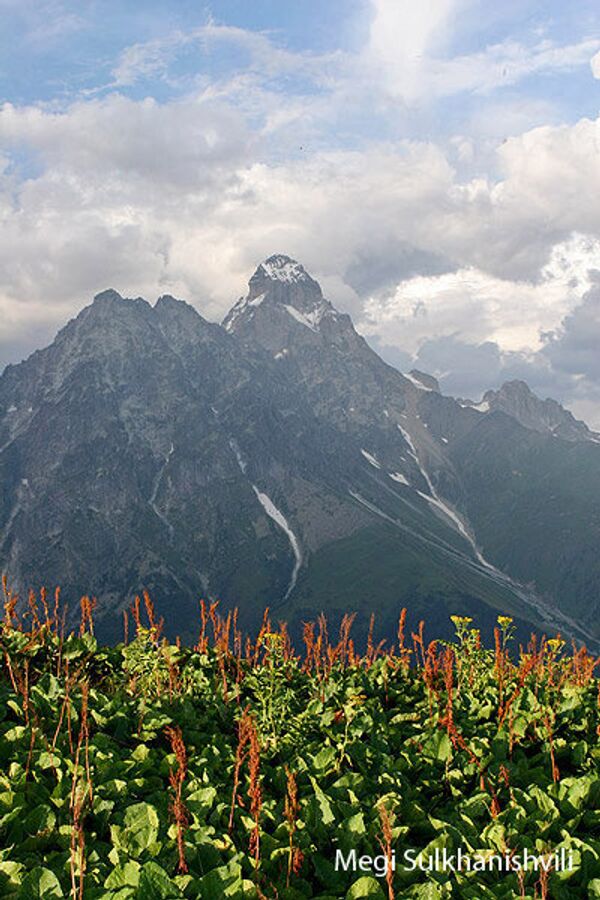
[345,876,386,899]
[111,803,159,859]
[409,886,444,899]
[105,862,141,889]
[196,861,244,899]
[309,776,335,825]
[17,867,64,899]
[136,862,183,899]
[312,747,336,774]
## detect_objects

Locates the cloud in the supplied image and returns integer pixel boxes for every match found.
[111,33,187,87]
[365,0,460,101]
[542,278,600,379]
[1,2,600,427]
[359,234,600,357]
[110,21,343,91]
[106,6,600,125]
[0,94,252,187]
[0,97,599,362]
[364,0,600,103]
[592,50,600,79]
[428,37,600,99]
[434,117,600,280]
[369,276,600,429]
[0,0,85,45]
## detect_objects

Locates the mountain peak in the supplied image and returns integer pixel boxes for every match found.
[223,254,336,337]
[80,290,153,335]
[486,380,532,400]
[154,294,204,320]
[93,288,124,304]
[482,380,596,442]
[252,255,313,286]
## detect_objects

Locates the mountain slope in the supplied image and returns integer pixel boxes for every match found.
[1,256,599,646]
[224,256,600,645]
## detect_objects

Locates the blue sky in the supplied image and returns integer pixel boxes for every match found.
[0,0,599,421]
[2,1,597,139]
[0,1,366,105]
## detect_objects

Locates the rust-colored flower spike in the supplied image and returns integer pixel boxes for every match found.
[377,802,395,900]
[53,587,61,634]
[165,726,189,874]
[247,716,262,868]
[284,767,301,886]
[131,595,141,632]
[79,596,96,636]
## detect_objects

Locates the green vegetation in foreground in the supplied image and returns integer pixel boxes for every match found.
[0,591,599,899]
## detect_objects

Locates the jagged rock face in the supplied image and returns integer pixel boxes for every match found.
[481,380,597,442]
[224,254,359,366]
[1,257,600,647]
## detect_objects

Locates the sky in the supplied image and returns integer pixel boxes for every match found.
[0,0,599,422]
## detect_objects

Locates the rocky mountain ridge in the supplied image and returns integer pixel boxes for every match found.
[1,255,599,647]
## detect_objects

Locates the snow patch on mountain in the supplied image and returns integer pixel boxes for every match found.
[259,256,310,284]
[149,444,175,541]
[248,293,266,308]
[228,439,247,474]
[252,487,302,599]
[361,449,381,469]
[284,305,319,332]
[397,421,487,562]
[458,399,489,413]
[389,472,409,485]
[396,424,418,461]
[403,372,432,391]
[417,491,479,553]
[283,303,333,332]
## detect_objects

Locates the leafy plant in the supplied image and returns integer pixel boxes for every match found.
[0,585,599,898]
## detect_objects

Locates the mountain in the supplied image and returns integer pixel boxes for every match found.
[1,255,599,647]
[460,379,600,443]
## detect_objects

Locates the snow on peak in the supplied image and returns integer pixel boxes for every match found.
[223,255,345,339]
[283,303,329,332]
[258,255,310,284]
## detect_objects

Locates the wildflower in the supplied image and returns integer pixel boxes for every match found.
[497,616,513,627]
[263,631,283,642]
[547,636,565,653]
[450,615,473,625]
